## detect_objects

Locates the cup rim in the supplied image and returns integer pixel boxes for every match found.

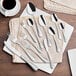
[0,0,16,10]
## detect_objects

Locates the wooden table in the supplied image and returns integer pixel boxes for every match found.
[0,0,76,76]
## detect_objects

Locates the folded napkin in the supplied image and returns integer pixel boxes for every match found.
[44,0,76,15]
[3,3,74,74]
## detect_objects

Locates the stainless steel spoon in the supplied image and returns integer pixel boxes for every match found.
[43,39,53,69]
[60,23,66,42]
[27,2,42,37]
[21,21,36,43]
[27,18,43,49]
[52,13,62,40]
[49,27,60,52]
[39,15,52,47]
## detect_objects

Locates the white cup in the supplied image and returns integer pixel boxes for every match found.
[0,0,21,16]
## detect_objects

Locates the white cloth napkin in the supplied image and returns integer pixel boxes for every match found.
[3,4,74,74]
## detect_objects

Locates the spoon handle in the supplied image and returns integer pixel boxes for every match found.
[34,16,42,37]
[62,30,66,42]
[27,48,47,63]
[44,27,51,47]
[43,39,53,69]
[31,26,43,49]
[23,26,36,43]
[53,36,60,52]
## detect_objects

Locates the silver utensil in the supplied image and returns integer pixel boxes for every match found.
[27,2,42,37]
[52,13,66,42]
[39,15,52,47]
[52,13,62,40]
[49,27,60,52]
[60,23,66,42]
[20,21,36,43]
[43,39,53,69]
[27,18,43,49]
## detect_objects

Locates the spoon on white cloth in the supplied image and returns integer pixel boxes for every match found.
[39,15,52,47]
[52,13,62,40]
[27,2,42,37]
[27,18,43,49]
[49,27,60,52]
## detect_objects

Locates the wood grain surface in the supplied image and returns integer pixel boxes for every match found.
[0,0,76,76]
